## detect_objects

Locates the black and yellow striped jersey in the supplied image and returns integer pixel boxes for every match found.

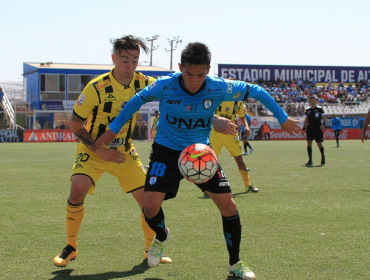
[152,117,159,131]
[73,69,155,151]
[215,101,245,124]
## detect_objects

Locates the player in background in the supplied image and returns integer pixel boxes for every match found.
[331,114,342,147]
[240,111,254,155]
[151,110,159,141]
[53,35,173,267]
[97,42,301,279]
[210,101,258,193]
[302,96,327,166]
[361,108,370,143]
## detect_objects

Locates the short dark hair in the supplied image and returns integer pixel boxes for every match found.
[114,35,148,55]
[155,110,159,114]
[181,42,211,67]
[309,96,317,100]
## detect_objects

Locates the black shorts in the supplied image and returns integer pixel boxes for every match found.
[306,128,323,142]
[144,142,231,200]
[334,130,341,137]
[240,132,247,140]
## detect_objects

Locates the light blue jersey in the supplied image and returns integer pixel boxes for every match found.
[331,117,342,131]
[110,73,288,150]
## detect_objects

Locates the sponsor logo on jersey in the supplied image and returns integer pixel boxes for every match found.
[135,75,147,81]
[105,93,116,101]
[163,86,178,90]
[208,89,213,92]
[106,137,125,148]
[187,104,198,111]
[96,80,110,90]
[203,99,213,110]
[214,88,222,92]
[167,100,181,105]
[233,92,240,99]
[166,114,212,129]
[149,81,157,90]
[149,176,157,185]
[77,94,85,106]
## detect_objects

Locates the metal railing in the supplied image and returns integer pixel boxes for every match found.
[0,84,15,129]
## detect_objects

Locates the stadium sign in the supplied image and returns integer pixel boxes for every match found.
[218,64,370,83]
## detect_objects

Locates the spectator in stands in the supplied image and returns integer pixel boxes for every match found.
[34,119,41,129]
[298,105,305,116]
[140,121,148,140]
[257,105,267,116]
[59,121,67,129]
[43,120,51,129]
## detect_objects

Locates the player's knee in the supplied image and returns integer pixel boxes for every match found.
[221,199,237,217]
[143,199,161,218]
[70,177,91,202]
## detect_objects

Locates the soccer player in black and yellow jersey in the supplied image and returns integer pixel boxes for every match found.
[210,101,258,193]
[53,35,173,267]
[151,110,159,140]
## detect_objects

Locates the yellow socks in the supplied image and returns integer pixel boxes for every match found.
[141,212,155,252]
[238,169,250,187]
[66,200,84,249]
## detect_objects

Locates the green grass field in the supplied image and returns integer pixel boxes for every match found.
[1,140,370,280]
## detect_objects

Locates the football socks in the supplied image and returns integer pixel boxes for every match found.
[238,169,251,188]
[222,211,242,266]
[144,207,167,242]
[66,200,84,249]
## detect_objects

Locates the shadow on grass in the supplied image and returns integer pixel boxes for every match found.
[50,260,164,280]
[302,164,324,168]
[198,191,249,199]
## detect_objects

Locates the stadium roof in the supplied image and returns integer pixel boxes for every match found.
[25,62,172,72]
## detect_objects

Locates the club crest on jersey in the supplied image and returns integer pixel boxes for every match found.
[149,81,157,90]
[77,93,85,106]
[226,107,230,111]
[203,99,213,110]
[315,112,320,118]
[149,176,157,185]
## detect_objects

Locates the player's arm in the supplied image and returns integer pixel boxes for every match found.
[301,117,308,135]
[242,83,301,134]
[213,115,238,135]
[361,110,370,143]
[70,112,125,163]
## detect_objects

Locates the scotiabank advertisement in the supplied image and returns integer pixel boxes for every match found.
[24,130,78,142]
[246,116,367,140]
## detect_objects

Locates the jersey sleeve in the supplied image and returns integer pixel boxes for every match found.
[237,102,246,118]
[73,83,99,120]
[320,107,326,115]
[109,79,163,134]
[223,81,288,124]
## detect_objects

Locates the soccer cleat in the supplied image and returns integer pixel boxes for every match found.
[242,152,248,156]
[336,145,339,148]
[247,185,259,193]
[53,245,78,267]
[305,161,313,167]
[249,147,254,154]
[144,251,173,264]
[229,261,256,280]
[321,157,325,166]
[147,227,171,268]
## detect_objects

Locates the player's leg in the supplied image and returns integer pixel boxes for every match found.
[209,129,224,158]
[334,130,340,147]
[316,130,325,165]
[224,135,258,193]
[234,156,258,193]
[53,174,93,267]
[142,142,183,267]
[112,147,172,264]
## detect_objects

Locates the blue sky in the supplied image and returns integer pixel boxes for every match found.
[1,0,369,82]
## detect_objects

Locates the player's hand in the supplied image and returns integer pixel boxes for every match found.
[280,117,301,135]
[95,147,126,164]
[213,116,237,135]
[361,133,368,143]
[96,130,117,148]
[320,125,324,130]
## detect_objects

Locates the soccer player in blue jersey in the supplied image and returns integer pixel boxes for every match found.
[97,42,301,280]
[331,114,342,147]
[240,112,254,155]
[361,108,370,143]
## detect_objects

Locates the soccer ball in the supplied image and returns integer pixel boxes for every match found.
[178,143,218,184]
